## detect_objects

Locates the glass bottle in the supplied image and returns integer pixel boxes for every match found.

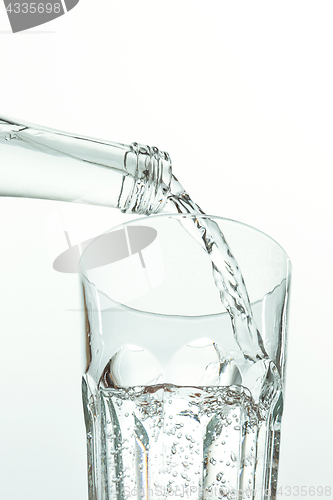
[0,115,185,215]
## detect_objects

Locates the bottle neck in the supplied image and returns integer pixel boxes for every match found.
[119,142,172,215]
[0,116,173,214]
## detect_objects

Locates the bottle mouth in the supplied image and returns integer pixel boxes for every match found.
[119,142,173,215]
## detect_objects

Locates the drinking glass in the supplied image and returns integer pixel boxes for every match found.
[79,214,291,500]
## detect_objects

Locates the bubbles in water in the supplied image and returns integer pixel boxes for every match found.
[85,372,281,496]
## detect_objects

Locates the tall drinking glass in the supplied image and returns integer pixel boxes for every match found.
[79,215,291,500]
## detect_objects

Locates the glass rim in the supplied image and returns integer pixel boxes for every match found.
[78,213,291,272]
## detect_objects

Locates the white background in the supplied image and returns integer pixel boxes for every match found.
[0,1,333,499]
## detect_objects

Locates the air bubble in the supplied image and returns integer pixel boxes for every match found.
[230,452,237,462]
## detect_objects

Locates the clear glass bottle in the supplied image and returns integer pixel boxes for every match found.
[0,116,180,215]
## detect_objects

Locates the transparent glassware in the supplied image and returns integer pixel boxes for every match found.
[0,116,175,214]
[79,214,291,500]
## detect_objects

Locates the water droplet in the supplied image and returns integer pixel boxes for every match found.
[221,441,226,445]
[226,461,230,466]
[234,425,241,430]
[171,444,177,455]
[210,458,216,465]
[216,472,224,481]
[230,451,237,462]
